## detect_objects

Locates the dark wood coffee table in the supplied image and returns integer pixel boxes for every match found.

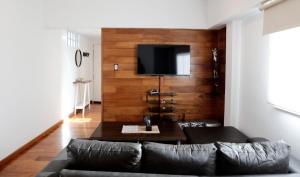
[90,122,186,144]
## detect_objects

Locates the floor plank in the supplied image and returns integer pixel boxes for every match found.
[0,104,101,177]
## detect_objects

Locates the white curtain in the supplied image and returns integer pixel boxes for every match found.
[263,0,300,34]
[268,26,300,115]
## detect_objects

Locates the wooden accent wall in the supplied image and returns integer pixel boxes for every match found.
[102,28,226,123]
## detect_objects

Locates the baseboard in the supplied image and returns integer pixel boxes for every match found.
[0,120,64,170]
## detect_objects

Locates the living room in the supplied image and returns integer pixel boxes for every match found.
[1,0,300,176]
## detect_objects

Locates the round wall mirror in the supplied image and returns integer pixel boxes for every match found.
[75,49,82,67]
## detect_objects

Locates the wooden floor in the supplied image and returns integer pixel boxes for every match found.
[0,104,102,177]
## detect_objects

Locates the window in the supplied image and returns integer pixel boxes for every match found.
[176,53,190,75]
[67,31,80,48]
[268,26,300,115]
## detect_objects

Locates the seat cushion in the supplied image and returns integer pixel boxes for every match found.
[142,142,217,175]
[66,139,142,172]
[184,126,248,144]
[247,137,269,143]
[59,169,199,177]
[216,141,291,175]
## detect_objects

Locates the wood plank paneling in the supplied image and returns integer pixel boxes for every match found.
[102,28,226,122]
[216,27,226,124]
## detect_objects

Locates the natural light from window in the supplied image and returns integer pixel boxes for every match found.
[176,53,191,75]
[268,26,300,115]
[67,31,80,48]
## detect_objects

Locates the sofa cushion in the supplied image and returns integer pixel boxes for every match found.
[142,142,217,175]
[216,141,291,175]
[59,169,199,177]
[66,139,142,172]
[184,126,248,144]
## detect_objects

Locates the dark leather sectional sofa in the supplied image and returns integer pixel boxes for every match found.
[36,127,300,177]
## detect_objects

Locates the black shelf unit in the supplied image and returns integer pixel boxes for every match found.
[145,90,177,123]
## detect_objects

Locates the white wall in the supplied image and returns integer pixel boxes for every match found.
[77,37,94,81]
[206,0,260,28]
[0,0,96,160]
[237,13,300,158]
[0,0,64,160]
[224,20,242,127]
[207,0,300,159]
[43,0,207,29]
[2,0,205,160]
[92,44,102,102]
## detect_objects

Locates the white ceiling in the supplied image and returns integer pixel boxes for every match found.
[43,0,260,37]
[71,28,101,38]
[43,0,208,36]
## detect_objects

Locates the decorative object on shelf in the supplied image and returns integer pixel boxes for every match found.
[75,77,84,82]
[148,89,159,95]
[148,106,176,113]
[161,99,176,104]
[75,49,82,67]
[145,89,177,124]
[212,48,220,95]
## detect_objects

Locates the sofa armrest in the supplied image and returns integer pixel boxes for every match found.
[36,148,71,177]
[289,156,300,173]
[247,137,269,143]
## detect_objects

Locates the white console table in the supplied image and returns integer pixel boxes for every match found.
[73,80,92,117]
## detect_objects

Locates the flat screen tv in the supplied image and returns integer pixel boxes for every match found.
[137,44,191,75]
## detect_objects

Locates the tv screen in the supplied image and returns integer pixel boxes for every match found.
[137,44,191,75]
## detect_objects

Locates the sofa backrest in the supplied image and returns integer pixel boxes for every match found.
[215,141,291,175]
[36,139,295,177]
[66,139,142,172]
[142,142,217,175]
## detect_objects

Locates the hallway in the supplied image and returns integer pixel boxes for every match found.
[0,104,102,177]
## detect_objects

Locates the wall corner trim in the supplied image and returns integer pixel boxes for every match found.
[224,20,243,127]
